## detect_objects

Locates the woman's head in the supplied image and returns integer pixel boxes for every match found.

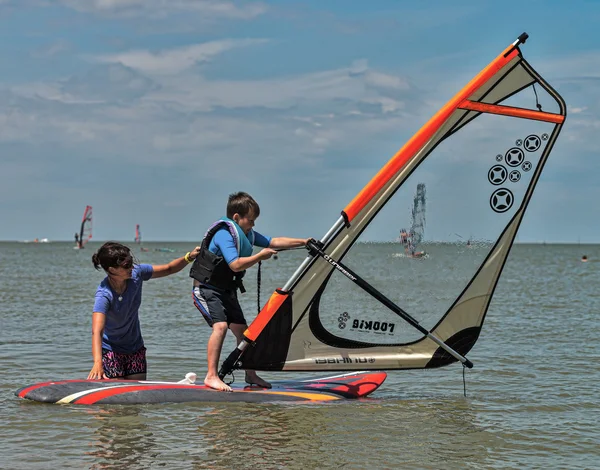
[92,242,135,278]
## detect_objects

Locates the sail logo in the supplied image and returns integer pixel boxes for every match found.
[351,319,396,334]
[323,254,357,281]
[487,134,548,214]
[338,312,395,335]
[314,357,376,364]
[338,312,350,329]
[490,188,514,213]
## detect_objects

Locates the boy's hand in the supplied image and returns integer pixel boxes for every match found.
[258,248,277,260]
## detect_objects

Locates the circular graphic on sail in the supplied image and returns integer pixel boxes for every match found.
[522,161,532,172]
[542,133,549,141]
[490,188,514,213]
[516,139,523,146]
[509,170,521,182]
[524,134,541,152]
[495,154,503,162]
[338,312,349,329]
[488,165,507,185]
[505,147,524,167]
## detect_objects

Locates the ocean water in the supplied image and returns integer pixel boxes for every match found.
[1,241,599,469]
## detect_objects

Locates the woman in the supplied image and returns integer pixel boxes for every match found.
[88,241,200,380]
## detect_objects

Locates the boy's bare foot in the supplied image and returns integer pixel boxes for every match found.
[245,371,272,388]
[204,375,232,392]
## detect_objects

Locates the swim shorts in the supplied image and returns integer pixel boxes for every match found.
[102,346,147,378]
[192,285,247,327]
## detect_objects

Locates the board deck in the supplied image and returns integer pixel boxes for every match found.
[15,371,387,405]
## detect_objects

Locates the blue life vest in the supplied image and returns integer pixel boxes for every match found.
[189,218,254,292]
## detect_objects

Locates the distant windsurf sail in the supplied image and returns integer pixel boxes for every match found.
[135,224,141,244]
[220,33,566,376]
[408,183,426,255]
[78,206,93,249]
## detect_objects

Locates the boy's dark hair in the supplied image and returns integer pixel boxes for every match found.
[227,192,260,219]
[92,241,136,272]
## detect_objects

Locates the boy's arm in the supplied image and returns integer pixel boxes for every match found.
[216,229,277,273]
[269,237,308,249]
[229,249,276,272]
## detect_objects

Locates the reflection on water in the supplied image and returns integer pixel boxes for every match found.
[85,408,159,470]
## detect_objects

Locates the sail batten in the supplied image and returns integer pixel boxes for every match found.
[220,34,566,378]
[458,100,565,123]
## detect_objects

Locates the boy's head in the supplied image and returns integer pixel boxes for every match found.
[227,192,260,233]
[227,192,260,219]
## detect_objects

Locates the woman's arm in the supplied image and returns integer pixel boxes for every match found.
[151,246,201,279]
[88,312,107,380]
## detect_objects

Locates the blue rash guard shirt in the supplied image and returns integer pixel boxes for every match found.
[93,264,154,354]
[209,227,271,264]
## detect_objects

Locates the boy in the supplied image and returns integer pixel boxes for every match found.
[190,192,307,391]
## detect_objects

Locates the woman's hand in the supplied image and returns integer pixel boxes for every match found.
[189,246,201,260]
[88,362,107,380]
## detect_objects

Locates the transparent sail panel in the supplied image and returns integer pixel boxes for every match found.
[315,95,556,346]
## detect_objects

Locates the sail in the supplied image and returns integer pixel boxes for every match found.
[222,33,566,375]
[135,224,141,244]
[78,206,93,249]
[409,183,426,253]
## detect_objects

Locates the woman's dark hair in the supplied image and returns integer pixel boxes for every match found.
[226,191,260,219]
[92,242,135,271]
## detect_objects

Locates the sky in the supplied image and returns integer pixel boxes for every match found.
[1,0,599,243]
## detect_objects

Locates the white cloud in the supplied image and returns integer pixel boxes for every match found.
[0,50,422,185]
[141,60,414,114]
[364,71,410,90]
[569,106,587,114]
[55,0,267,20]
[93,39,268,74]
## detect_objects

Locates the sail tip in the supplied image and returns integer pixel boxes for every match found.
[506,32,528,58]
[514,32,528,47]
[518,32,529,44]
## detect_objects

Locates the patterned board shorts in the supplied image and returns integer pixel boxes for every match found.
[102,347,147,378]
